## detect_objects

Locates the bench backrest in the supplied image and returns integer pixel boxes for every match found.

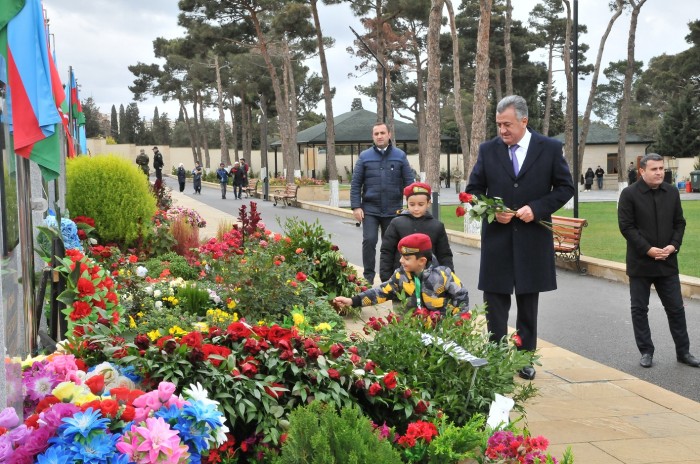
[551,215,588,247]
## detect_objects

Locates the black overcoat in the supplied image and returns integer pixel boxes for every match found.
[466,130,575,294]
[618,180,685,277]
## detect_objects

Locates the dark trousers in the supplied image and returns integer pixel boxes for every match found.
[629,275,690,357]
[178,181,185,192]
[220,183,227,198]
[596,177,603,189]
[361,214,394,282]
[233,184,243,199]
[483,291,539,351]
[155,168,163,181]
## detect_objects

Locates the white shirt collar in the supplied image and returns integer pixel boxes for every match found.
[515,129,531,154]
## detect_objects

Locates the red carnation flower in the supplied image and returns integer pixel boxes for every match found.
[383,371,398,390]
[77,277,96,297]
[327,368,341,380]
[329,343,345,358]
[368,382,382,396]
[70,301,92,321]
[295,271,307,282]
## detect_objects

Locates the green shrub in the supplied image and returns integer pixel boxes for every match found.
[176,283,211,317]
[273,402,402,464]
[143,251,200,280]
[66,155,156,247]
[359,306,538,426]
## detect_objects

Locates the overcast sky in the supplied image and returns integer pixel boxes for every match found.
[43,0,697,123]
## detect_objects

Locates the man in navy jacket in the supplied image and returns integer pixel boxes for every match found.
[466,95,574,380]
[351,122,414,283]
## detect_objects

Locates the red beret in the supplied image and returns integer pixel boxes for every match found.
[404,182,431,199]
[397,233,432,255]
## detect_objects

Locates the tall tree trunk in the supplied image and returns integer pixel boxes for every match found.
[493,61,503,103]
[467,0,492,177]
[561,1,574,171]
[413,48,427,172]
[425,0,444,190]
[228,96,239,160]
[617,0,647,185]
[580,0,624,174]
[504,0,514,95]
[310,0,339,206]
[180,99,199,165]
[191,99,203,167]
[197,90,211,168]
[543,42,555,136]
[214,55,230,165]
[245,103,253,160]
[446,0,470,175]
[249,10,292,180]
[240,92,249,165]
[282,40,300,180]
[259,96,269,172]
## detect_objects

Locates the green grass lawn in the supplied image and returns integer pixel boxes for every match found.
[440,201,700,278]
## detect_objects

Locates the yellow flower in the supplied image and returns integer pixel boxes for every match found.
[128,316,137,329]
[193,322,209,332]
[118,269,125,276]
[52,381,80,402]
[292,312,304,326]
[315,322,332,332]
[136,312,144,318]
[147,329,162,341]
[169,326,187,337]
[233,312,239,322]
[227,300,237,310]
[73,391,99,405]
[258,320,266,326]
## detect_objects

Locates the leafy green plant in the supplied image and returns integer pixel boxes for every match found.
[273,402,402,464]
[143,251,200,280]
[176,282,212,317]
[66,154,157,247]
[358,306,538,426]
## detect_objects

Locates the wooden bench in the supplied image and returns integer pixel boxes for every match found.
[272,183,299,207]
[551,215,588,274]
[243,179,259,198]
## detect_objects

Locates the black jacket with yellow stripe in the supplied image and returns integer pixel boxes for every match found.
[351,260,469,315]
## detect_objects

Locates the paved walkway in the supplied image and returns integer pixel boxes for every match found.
[169,184,700,464]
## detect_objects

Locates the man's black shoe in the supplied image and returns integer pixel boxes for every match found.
[640,353,653,368]
[677,353,700,367]
[518,366,536,380]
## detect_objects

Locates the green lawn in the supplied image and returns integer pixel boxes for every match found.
[440,201,700,278]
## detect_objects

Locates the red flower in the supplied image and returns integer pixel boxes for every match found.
[383,371,398,390]
[240,361,258,377]
[264,382,286,399]
[403,388,412,399]
[227,321,253,340]
[455,206,466,217]
[120,405,136,422]
[368,382,382,396]
[202,344,232,367]
[181,331,203,348]
[415,400,429,414]
[364,360,376,372]
[85,375,105,395]
[128,254,138,263]
[295,272,307,282]
[511,333,522,347]
[70,301,92,321]
[99,399,120,418]
[327,368,341,380]
[458,192,473,203]
[329,343,345,358]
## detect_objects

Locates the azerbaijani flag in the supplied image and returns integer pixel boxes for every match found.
[68,68,86,154]
[1,0,63,180]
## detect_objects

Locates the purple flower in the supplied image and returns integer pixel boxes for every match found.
[0,407,20,428]
[24,371,59,402]
[8,425,31,446]
[39,403,80,429]
[0,435,14,461]
[20,426,54,455]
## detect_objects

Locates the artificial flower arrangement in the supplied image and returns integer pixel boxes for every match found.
[166,206,207,229]
[0,355,227,463]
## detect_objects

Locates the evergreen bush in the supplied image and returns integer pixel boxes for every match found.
[273,402,402,464]
[143,252,199,280]
[66,155,156,247]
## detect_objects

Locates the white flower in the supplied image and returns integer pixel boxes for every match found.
[136,266,148,277]
[144,286,153,295]
[155,301,163,310]
[183,382,219,407]
[153,290,162,298]
[213,421,230,446]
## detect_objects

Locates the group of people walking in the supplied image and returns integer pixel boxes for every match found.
[216,158,249,199]
[336,94,699,382]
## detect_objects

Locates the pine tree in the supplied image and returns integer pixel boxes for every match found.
[118,104,126,143]
[655,90,700,157]
[110,105,119,139]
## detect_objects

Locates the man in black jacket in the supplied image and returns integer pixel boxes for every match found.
[618,153,700,368]
[152,146,164,180]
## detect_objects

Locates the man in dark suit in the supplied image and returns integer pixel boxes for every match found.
[466,95,575,380]
[618,153,699,368]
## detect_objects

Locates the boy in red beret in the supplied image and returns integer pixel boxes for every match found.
[334,233,469,316]
[378,182,454,282]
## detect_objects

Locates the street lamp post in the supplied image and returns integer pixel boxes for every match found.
[573,0,580,218]
[349,26,387,123]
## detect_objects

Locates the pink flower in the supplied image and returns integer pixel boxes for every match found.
[117,416,190,463]
[157,382,176,402]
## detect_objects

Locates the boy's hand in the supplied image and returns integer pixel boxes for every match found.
[333,296,352,308]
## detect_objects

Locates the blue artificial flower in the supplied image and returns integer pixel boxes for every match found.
[154,403,182,425]
[118,364,141,383]
[57,408,110,440]
[69,431,121,463]
[174,416,210,454]
[183,400,224,430]
[44,214,83,252]
[37,445,74,464]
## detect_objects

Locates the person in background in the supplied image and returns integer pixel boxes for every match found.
[152,146,164,181]
[230,162,246,199]
[333,233,469,317]
[379,182,454,282]
[595,165,605,190]
[628,161,638,184]
[192,162,203,194]
[350,121,414,283]
[216,163,229,199]
[618,153,700,369]
[136,149,149,176]
[584,167,595,192]
[176,163,187,193]
[465,95,575,381]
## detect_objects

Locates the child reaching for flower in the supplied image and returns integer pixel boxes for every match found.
[333,233,469,316]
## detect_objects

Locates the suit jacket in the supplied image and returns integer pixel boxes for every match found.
[618,180,685,277]
[466,129,575,294]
